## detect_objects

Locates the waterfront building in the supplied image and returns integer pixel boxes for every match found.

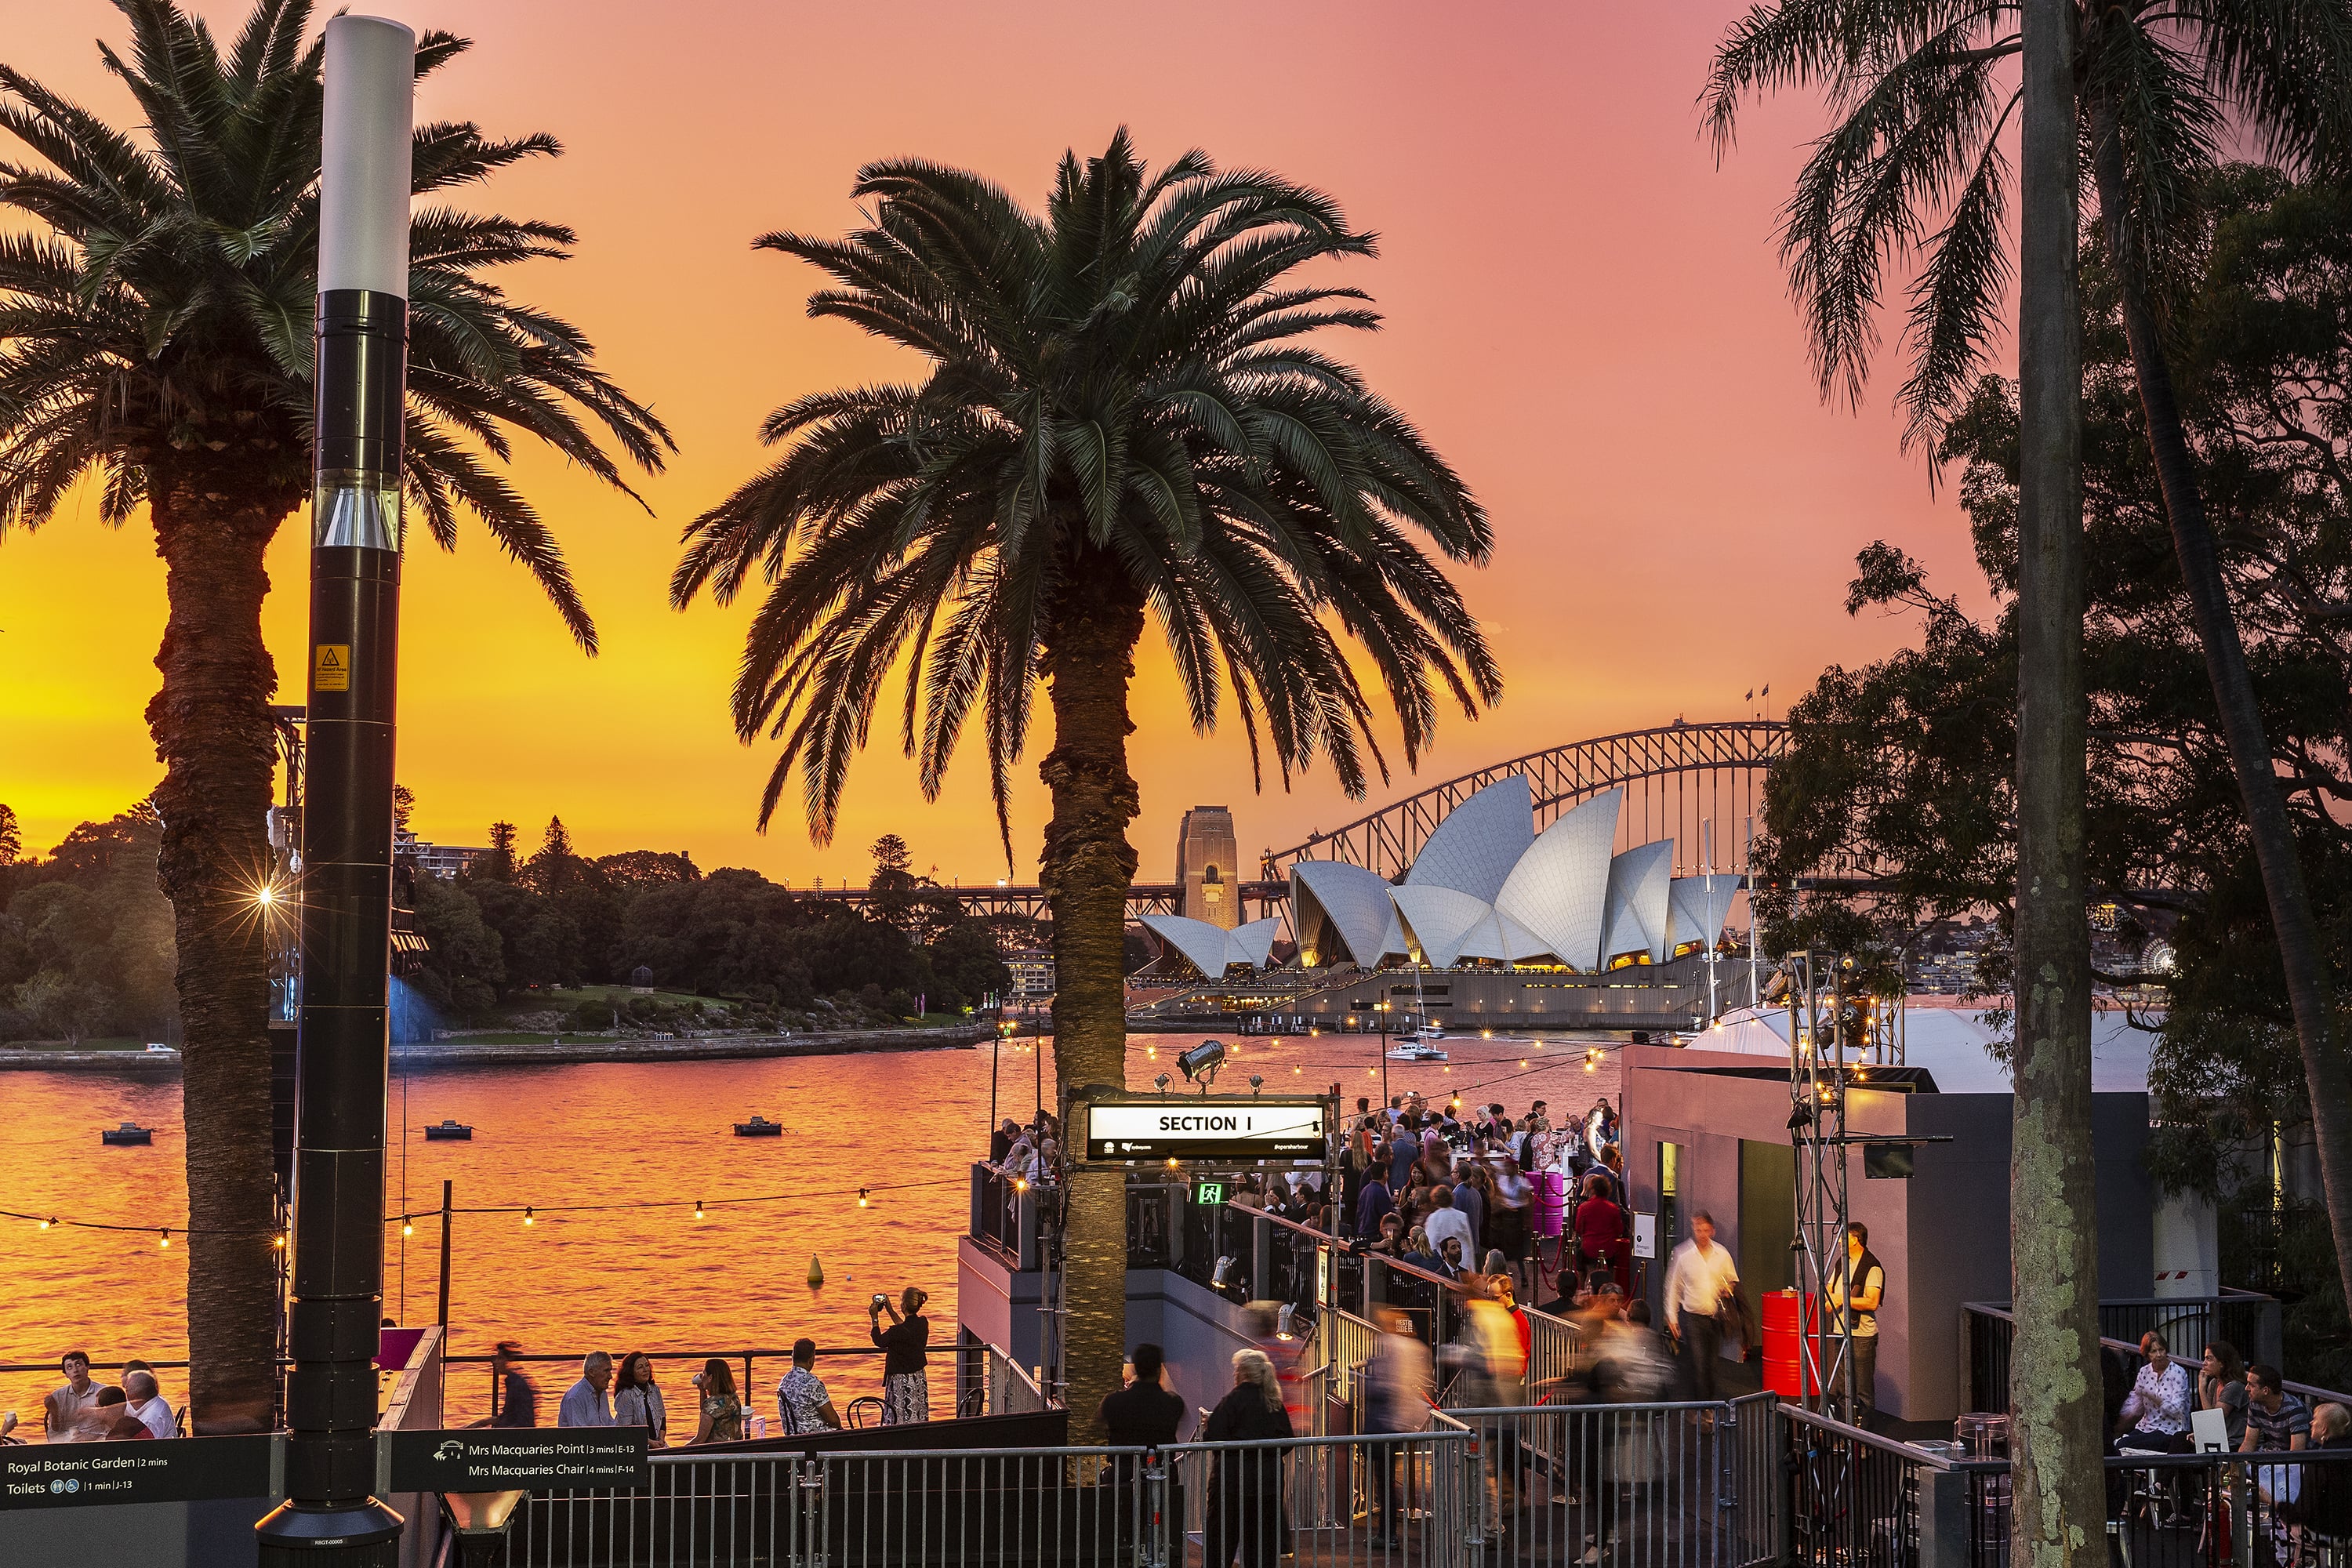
[1007,948,1056,1000]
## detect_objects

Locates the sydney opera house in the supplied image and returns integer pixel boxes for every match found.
[1138,777,1748,1031]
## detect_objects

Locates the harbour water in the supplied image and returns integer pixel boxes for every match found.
[0,1029,1624,1430]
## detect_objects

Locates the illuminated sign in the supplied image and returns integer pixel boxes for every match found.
[1084,1098,1330,1161]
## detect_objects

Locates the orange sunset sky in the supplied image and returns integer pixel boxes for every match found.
[2,2,1997,887]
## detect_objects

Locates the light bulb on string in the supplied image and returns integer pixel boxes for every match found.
[401,1217,414,1237]
[523,1207,535,1227]
[857,1189,869,1207]
[274,1234,287,1250]
[695,1200,705,1220]
[158,1229,170,1249]
[38,1217,53,1231]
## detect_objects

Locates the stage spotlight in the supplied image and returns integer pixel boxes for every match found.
[1178,1040,1227,1083]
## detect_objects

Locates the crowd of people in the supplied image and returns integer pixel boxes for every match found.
[1334,1092,1626,1308]
[481,1285,934,1444]
[2107,1330,2352,1537]
[0,1352,181,1443]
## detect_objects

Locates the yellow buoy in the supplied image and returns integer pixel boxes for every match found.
[807,1254,824,1288]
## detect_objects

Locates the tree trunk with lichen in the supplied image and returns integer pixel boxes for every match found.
[1037,557,1144,1440]
[146,460,291,1433]
[2009,2,2107,1559]
[2089,96,2352,1326]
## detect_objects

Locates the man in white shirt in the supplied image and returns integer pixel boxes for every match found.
[557,1352,616,1428]
[1421,1186,1475,1261]
[1663,1212,1740,1400]
[121,1368,176,1439]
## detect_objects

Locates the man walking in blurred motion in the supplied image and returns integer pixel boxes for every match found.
[1663,1212,1739,1402]
[1363,1308,1435,1549]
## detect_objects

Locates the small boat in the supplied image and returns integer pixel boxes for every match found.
[101,1122,153,1146]
[733,1115,785,1138]
[1386,1043,1449,1062]
[423,1119,474,1141]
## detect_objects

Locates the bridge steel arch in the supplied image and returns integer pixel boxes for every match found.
[1259,720,1790,886]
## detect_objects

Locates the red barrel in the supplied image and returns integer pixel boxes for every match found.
[1762,1288,1821,1397]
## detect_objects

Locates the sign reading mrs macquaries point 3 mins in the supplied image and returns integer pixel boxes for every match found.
[1085,1097,1330,1162]
[385,1428,650,1494]
[2,1435,279,1510]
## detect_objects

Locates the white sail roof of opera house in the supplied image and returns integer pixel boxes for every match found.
[1686,1003,2161,1094]
[1403,775,1534,905]
[1388,884,1555,968]
[1289,861,1407,970]
[1669,873,1740,956]
[1492,789,1621,971]
[1600,840,1673,965]
[1138,914,1283,978]
[1278,776,1751,976]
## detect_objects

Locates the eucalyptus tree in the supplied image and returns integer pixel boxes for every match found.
[676,130,1498,1430]
[1705,0,2352,1382]
[0,0,670,1427]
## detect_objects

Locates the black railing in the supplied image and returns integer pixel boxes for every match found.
[1781,1404,1932,1568]
[1964,1298,2288,1414]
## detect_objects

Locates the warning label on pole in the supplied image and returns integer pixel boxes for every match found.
[314,644,350,691]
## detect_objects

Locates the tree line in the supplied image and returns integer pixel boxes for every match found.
[405,820,1014,1020]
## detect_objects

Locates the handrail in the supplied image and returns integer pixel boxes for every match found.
[1233,1200,1476,1298]
[1779,1399,1991,1472]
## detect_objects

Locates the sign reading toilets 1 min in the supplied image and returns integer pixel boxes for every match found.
[1084,1095,1333,1161]
[384,1428,650,1493]
[1,1435,281,1510]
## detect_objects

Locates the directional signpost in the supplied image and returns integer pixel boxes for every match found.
[382,1428,649,1494]
[1083,1096,1331,1162]
[2,1436,281,1512]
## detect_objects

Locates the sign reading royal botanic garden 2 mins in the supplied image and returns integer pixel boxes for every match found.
[2,1435,278,1510]
[1084,1097,1330,1162]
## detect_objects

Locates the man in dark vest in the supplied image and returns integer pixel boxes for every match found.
[1102,1344,1188,1544]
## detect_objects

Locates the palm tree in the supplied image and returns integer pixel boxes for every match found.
[676,130,1498,1431]
[0,0,671,1428]
[1704,1,2352,1376]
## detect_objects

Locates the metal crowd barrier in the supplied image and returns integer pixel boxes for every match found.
[484,1428,1485,1567]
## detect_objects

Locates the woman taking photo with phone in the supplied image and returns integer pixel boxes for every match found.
[870,1286,932,1424]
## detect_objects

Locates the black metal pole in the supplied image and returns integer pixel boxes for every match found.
[258,16,412,1563]
[436,1179,452,1329]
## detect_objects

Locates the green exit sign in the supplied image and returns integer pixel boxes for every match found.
[1194,1181,1226,1206]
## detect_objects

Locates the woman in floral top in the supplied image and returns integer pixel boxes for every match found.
[689,1357,745,1445]
[776,1338,842,1434]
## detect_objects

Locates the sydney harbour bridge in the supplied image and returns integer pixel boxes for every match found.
[804,718,1790,926]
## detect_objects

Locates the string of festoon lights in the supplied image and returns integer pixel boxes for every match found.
[2,1043,1619,1243]
[0,1171,978,1247]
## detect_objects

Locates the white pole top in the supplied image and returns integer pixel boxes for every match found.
[319,16,416,297]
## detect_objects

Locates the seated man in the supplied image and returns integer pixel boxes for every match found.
[2282,1401,2352,1541]
[2242,1363,2311,1509]
[775,1339,842,1435]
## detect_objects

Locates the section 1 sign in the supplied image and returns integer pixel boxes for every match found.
[2,1435,279,1511]
[384,1427,650,1494]
[1086,1098,1329,1161]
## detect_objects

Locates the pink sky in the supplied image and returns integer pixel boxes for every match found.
[2,1,1991,884]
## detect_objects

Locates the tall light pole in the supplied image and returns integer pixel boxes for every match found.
[257,16,413,1564]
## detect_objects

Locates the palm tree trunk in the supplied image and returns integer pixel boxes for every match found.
[2089,105,2352,1319]
[1038,559,1145,1439]
[2010,2,2108,1561]
[146,470,288,1433]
